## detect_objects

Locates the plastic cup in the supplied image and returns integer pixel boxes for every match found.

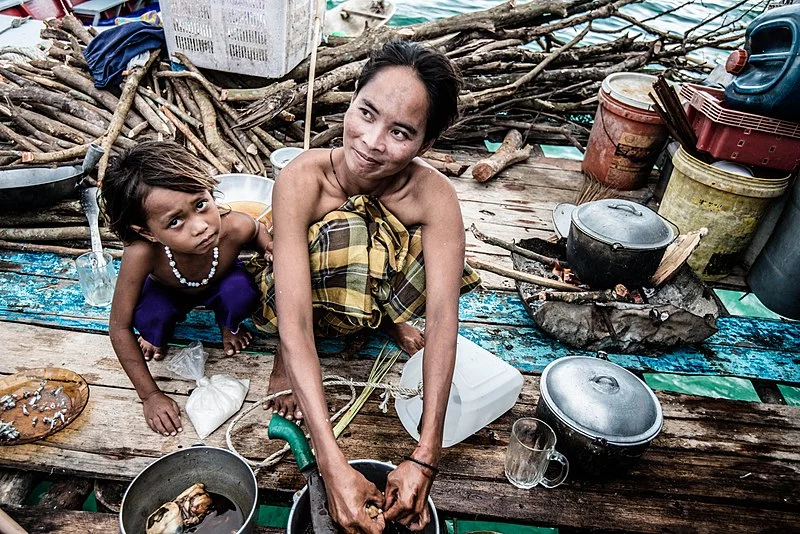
[75,252,116,307]
[269,147,303,178]
[504,418,569,489]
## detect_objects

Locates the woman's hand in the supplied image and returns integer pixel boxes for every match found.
[383,459,435,530]
[142,391,182,436]
[325,464,386,533]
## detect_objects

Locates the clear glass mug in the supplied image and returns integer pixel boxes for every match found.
[504,418,569,489]
[75,252,116,307]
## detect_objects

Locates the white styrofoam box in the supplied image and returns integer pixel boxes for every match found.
[160,0,319,79]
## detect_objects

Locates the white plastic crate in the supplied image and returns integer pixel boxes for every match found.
[160,0,318,79]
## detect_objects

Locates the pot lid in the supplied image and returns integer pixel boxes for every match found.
[540,356,663,445]
[572,199,675,250]
[601,72,660,111]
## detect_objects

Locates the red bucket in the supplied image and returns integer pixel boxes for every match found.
[582,73,668,190]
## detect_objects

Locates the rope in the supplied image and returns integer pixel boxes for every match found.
[225,375,421,472]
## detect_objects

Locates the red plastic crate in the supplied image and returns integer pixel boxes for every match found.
[680,83,800,172]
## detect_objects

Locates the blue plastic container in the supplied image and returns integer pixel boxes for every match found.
[725,5,800,121]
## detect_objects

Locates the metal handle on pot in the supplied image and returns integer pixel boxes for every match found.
[608,203,642,216]
[591,375,620,394]
[657,212,682,241]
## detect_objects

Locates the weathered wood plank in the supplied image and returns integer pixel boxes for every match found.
[0,378,796,533]
[0,319,797,532]
[2,504,285,534]
[0,468,38,506]
[37,476,93,511]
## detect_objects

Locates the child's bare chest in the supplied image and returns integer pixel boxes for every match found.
[149,242,240,292]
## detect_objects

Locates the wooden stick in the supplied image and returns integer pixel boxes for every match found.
[28,106,135,150]
[469,224,564,267]
[171,78,203,120]
[467,258,580,291]
[532,286,629,304]
[0,507,27,534]
[650,228,708,286]
[304,0,326,150]
[472,129,532,182]
[138,86,203,129]
[132,94,172,136]
[97,50,160,185]
[0,123,41,152]
[186,80,238,170]
[51,66,144,129]
[161,107,229,174]
[18,143,93,164]
[60,14,94,45]
[0,226,116,241]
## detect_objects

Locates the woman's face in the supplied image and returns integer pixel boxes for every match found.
[342,65,430,183]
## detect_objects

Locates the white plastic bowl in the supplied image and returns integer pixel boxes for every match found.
[214,173,274,219]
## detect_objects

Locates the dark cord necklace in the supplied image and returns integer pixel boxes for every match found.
[329,148,346,194]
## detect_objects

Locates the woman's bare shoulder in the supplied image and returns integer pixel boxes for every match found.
[274,148,343,222]
[408,156,457,198]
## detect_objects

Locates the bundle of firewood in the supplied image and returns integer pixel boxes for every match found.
[0,0,753,178]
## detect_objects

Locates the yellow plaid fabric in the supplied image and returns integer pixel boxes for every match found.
[248,195,481,336]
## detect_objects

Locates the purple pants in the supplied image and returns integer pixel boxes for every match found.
[133,261,259,347]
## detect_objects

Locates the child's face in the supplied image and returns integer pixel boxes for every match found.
[138,187,220,254]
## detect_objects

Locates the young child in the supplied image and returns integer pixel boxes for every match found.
[101,141,272,436]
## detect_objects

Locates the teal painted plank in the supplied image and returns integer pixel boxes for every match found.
[0,250,78,279]
[0,250,533,326]
[2,253,800,383]
[708,316,800,352]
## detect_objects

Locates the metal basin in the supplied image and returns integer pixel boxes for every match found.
[0,165,83,210]
[119,446,258,534]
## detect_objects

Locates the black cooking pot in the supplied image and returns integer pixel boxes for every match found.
[565,199,677,289]
[534,355,663,477]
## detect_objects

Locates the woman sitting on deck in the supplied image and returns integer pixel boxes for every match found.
[249,40,480,531]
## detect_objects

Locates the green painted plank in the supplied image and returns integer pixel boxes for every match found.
[643,373,761,402]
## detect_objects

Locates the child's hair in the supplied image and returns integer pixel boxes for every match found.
[355,40,463,144]
[101,141,218,243]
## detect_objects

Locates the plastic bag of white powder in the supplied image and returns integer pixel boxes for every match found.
[167,342,249,439]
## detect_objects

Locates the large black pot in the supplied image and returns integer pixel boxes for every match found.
[566,199,676,288]
[287,460,440,534]
[534,355,663,477]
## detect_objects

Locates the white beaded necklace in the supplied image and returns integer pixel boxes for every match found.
[164,246,219,287]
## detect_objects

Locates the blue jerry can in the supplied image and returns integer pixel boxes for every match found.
[725,5,800,121]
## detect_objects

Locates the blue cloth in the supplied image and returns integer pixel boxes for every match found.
[83,21,166,89]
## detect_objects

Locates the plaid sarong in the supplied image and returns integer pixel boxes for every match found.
[248,194,481,336]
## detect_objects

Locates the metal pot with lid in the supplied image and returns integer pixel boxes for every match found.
[566,198,677,288]
[534,355,663,476]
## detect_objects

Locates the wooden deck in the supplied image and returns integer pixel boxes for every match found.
[1,153,799,532]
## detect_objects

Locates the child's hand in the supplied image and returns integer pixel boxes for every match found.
[255,220,273,262]
[142,391,183,436]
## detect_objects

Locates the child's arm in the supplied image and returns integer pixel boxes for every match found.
[108,242,182,436]
[229,211,273,260]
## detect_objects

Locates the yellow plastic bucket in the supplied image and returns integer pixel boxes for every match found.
[658,147,791,280]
